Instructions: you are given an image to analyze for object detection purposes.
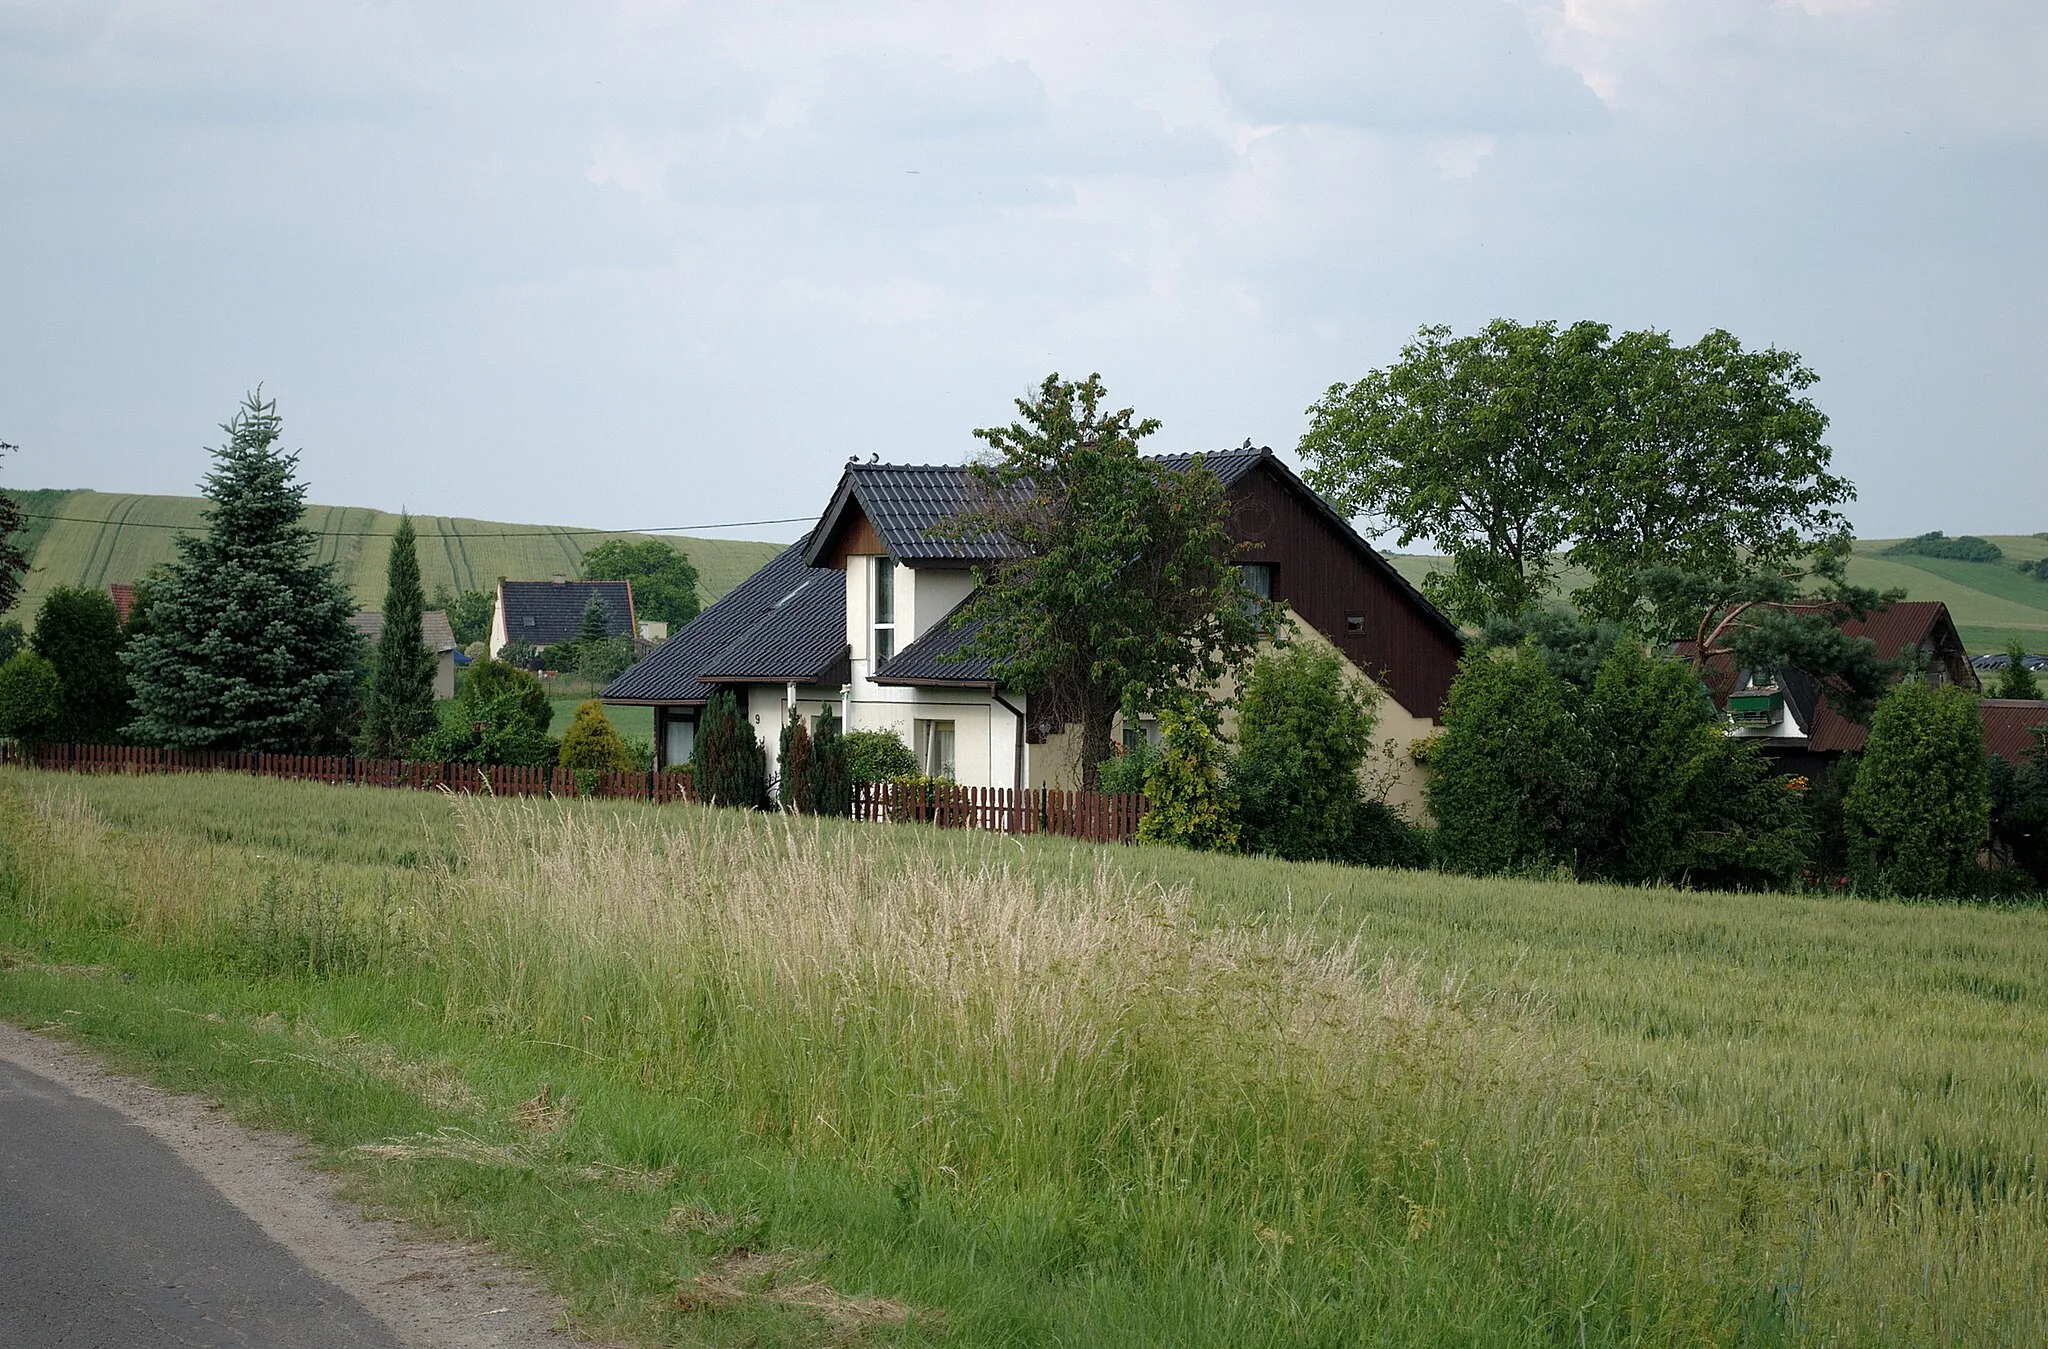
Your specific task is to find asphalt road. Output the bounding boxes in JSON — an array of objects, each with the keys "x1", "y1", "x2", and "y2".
[{"x1": 0, "y1": 1054, "x2": 406, "y2": 1348}]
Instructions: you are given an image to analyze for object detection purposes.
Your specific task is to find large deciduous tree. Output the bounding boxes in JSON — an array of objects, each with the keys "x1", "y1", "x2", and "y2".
[
  {"x1": 1299, "y1": 320, "x2": 1610, "y2": 626},
  {"x1": 122, "y1": 393, "x2": 364, "y2": 752},
  {"x1": 581, "y1": 538, "x2": 700, "y2": 630},
  {"x1": 947, "y1": 373, "x2": 1274, "y2": 789},
  {"x1": 1298, "y1": 321, "x2": 1855, "y2": 630},
  {"x1": 0, "y1": 442, "x2": 28, "y2": 616},
  {"x1": 359, "y1": 514, "x2": 439, "y2": 759}
]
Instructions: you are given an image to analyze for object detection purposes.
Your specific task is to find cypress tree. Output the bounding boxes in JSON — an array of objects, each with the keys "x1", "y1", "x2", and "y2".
[
  {"x1": 359, "y1": 515, "x2": 439, "y2": 758},
  {"x1": 809, "y1": 709, "x2": 852, "y2": 816},
  {"x1": 122, "y1": 392, "x2": 364, "y2": 751},
  {"x1": 779, "y1": 709, "x2": 814, "y2": 812},
  {"x1": 691, "y1": 690, "x2": 767, "y2": 809}
]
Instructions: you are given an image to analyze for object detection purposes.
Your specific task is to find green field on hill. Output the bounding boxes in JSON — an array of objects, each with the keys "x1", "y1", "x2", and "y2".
[
  {"x1": 8, "y1": 489, "x2": 785, "y2": 625},
  {"x1": 5, "y1": 769, "x2": 2046, "y2": 1346},
  {"x1": 1387, "y1": 533, "x2": 2048, "y2": 655}
]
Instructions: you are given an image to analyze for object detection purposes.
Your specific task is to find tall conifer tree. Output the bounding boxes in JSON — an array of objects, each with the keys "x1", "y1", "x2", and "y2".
[
  {"x1": 123, "y1": 392, "x2": 363, "y2": 751},
  {"x1": 359, "y1": 514, "x2": 439, "y2": 758}
]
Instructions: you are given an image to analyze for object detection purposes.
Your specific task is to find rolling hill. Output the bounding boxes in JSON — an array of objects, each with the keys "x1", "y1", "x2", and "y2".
[
  {"x1": 1385, "y1": 534, "x2": 2048, "y2": 656},
  {"x1": 9, "y1": 489, "x2": 787, "y2": 625}
]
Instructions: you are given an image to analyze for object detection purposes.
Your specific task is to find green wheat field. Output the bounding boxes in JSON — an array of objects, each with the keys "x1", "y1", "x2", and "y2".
[
  {"x1": 4, "y1": 768, "x2": 2044, "y2": 1346},
  {"x1": 8, "y1": 489, "x2": 784, "y2": 623}
]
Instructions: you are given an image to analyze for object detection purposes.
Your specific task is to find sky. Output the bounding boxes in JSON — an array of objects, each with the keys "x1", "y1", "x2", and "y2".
[{"x1": 3, "y1": 0, "x2": 2043, "y2": 545}]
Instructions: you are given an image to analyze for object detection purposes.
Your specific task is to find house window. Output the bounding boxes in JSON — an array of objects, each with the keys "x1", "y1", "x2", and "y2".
[
  {"x1": 1346, "y1": 614, "x2": 1365, "y2": 634},
  {"x1": 916, "y1": 719, "x2": 956, "y2": 779},
  {"x1": 873, "y1": 557, "x2": 897, "y2": 663},
  {"x1": 664, "y1": 716, "x2": 695, "y2": 768},
  {"x1": 1240, "y1": 564, "x2": 1273, "y2": 600}
]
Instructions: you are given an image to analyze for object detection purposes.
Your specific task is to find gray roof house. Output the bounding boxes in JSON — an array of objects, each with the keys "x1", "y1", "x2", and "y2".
[
  {"x1": 603, "y1": 449, "x2": 1463, "y2": 812},
  {"x1": 487, "y1": 578, "x2": 636, "y2": 658}
]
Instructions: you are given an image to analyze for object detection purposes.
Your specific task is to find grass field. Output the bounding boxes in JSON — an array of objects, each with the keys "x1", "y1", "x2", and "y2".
[
  {"x1": 4, "y1": 768, "x2": 2046, "y2": 1346},
  {"x1": 8, "y1": 489, "x2": 785, "y2": 626},
  {"x1": 1387, "y1": 533, "x2": 2048, "y2": 655}
]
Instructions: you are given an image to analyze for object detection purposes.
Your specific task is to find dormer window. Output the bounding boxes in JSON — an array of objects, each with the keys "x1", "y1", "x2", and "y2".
[{"x1": 873, "y1": 557, "x2": 897, "y2": 662}]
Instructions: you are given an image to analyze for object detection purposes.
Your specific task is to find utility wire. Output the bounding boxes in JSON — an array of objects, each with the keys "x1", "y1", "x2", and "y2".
[{"x1": 19, "y1": 511, "x2": 813, "y2": 538}]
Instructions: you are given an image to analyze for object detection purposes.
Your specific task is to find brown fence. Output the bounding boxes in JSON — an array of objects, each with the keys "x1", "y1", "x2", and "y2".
[
  {"x1": 854, "y1": 780, "x2": 1148, "y2": 844},
  {"x1": 3, "y1": 743, "x2": 1145, "y2": 842}
]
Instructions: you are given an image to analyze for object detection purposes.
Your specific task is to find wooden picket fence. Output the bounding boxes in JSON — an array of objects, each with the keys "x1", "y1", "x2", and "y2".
[
  {"x1": 853, "y1": 779, "x2": 1148, "y2": 844},
  {"x1": 3, "y1": 743, "x2": 1145, "y2": 842},
  {"x1": 5, "y1": 742, "x2": 691, "y2": 803}
]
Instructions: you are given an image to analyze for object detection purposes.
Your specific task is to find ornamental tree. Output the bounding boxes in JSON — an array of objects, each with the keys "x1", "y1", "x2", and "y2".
[
  {"x1": 1136, "y1": 700, "x2": 1239, "y2": 852},
  {"x1": 778, "y1": 710, "x2": 814, "y2": 812},
  {"x1": 1229, "y1": 643, "x2": 1380, "y2": 863},
  {"x1": 358, "y1": 515, "x2": 439, "y2": 759},
  {"x1": 1844, "y1": 681, "x2": 1991, "y2": 897},
  {"x1": 809, "y1": 710, "x2": 853, "y2": 816},
  {"x1": 31, "y1": 585, "x2": 130, "y2": 744},
  {"x1": 558, "y1": 699, "x2": 634, "y2": 771},
  {"x1": 0, "y1": 648, "x2": 62, "y2": 748},
  {"x1": 691, "y1": 690, "x2": 767, "y2": 809},
  {"x1": 946, "y1": 372, "x2": 1275, "y2": 788},
  {"x1": 122, "y1": 393, "x2": 364, "y2": 751}
]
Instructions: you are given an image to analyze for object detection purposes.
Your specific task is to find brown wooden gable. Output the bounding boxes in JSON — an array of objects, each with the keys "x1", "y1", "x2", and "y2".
[
  {"x1": 818, "y1": 500, "x2": 884, "y2": 570},
  {"x1": 1226, "y1": 462, "x2": 1463, "y2": 720}
]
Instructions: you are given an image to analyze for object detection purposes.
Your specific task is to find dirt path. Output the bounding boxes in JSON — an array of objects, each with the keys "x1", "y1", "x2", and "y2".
[{"x1": 0, "y1": 1022, "x2": 605, "y2": 1348}]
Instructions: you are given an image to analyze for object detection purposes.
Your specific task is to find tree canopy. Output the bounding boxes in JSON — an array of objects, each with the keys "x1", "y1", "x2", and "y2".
[
  {"x1": 582, "y1": 538, "x2": 700, "y2": 630},
  {"x1": 946, "y1": 372, "x2": 1275, "y2": 788},
  {"x1": 1299, "y1": 320, "x2": 1853, "y2": 628},
  {"x1": 122, "y1": 393, "x2": 365, "y2": 752},
  {"x1": 31, "y1": 586, "x2": 130, "y2": 744},
  {"x1": 0, "y1": 442, "x2": 28, "y2": 615}
]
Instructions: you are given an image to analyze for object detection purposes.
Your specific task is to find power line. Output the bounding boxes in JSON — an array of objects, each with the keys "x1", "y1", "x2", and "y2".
[{"x1": 20, "y1": 511, "x2": 813, "y2": 538}]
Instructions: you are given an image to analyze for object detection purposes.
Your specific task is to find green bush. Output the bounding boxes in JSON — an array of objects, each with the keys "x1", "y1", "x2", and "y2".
[
  {"x1": 1136, "y1": 700, "x2": 1239, "y2": 852},
  {"x1": 411, "y1": 658, "x2": 556, "y2": 767},
  {"x1": 809, "y1": 711, "x2": 853, "y2": 816},
  {"x1": 1230, "y1": 645, "x2": 1379, "y2": 862},
  {"x1": 1579, "y1": 643, "x2": 1727, "y2": 884},
  {"x1": 458, "y1": 658, "x2": 553, "y2": 735},
  {"x1": 1989, "y1": 730, "x2": 2048, "y2": 889},
  {"x1": 778, "y1": 711, "x2": 814, "y2": 812},
  {"x1": 1429, "y1": 644, "x2": 1593, "y2": 876},
  {"x1": 0, "y1": 648, "x2": 64, "y2": 748},
  {"x1": 31, "y1": 585, "x2": 131, "y2": 744},
  {"x1": 1668, "y1": 735, "x2": 1811, "y2": 892},
  {"x1": 576, "y1": 637, "x2": 637, "y2": 686},
  {"x1": 691, "y1": 691, "x2": 767, "y2": 809},
  {"x1": 1845, "y1": 681, "x2": 1991, "y2": 897},
  {"x1": 1343, "y1": 798, "x2": 1433, "y2": 869},
  {"x1": 558, "y1": 700, "x2": 634, "y2": 772},
  {"x1": 0, "y1": 619, "x2": 23, "y2": 665},
  {"x1": 1097, "y1": 736, "x2": 1161, "y2": 795},
  {"x1": 842, "y1": 727, "x2": 915, "y2": 784},
  {"x1": 1992, "y1": 641, "x2": 2042, "y2": 700}
]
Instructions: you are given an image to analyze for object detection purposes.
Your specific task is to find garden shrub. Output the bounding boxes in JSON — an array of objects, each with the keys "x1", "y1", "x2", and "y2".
[
  {"x1": 778, "y1": 711, "x2": 814, "y2": 812},
  {"x1": 1343, "y1": 798, "x2": 1432, "y2": 869},
  {"x1": 1988, "y1": 728, "x2": 2048, "y2": 888},
  {"x1": 1429, "y1": 643, "x2": 1593, "y2": 876},
  {"x1": 0, "y1": 648, "x2": 64, "y2": 749},
  {"x1": 1992, "y1": 641, "x2": 2042, "y2": 700},
  {"x1": 1230, "y1": 645, "x2": 1379, "y2": 862},
  {"x1": 692, "y1": 691, "x2": 768, "y2": 809},
  {"x1": 1097, "y1": 736, "x2": 1161, "y2": 795},
  {"x1": 558, "y1": 700, "x2": 634, "y2": 772},
  {"x1": 843, "y1": 728, "x2": 916, "y2": 784},
  {"x1": 1136, "y1": 700, "x2": 1239, "y2": 852},
  {"x1": 809, "y1": 711, "x2": 853, "y2": 816},
  {"x1": 413, "y1": 690, "x2": 557, "y2": 767},
  {"x1": 1803, "y1": 754, "x2": 1858, "y2": 883},
  {"x1": 459, "y1": 658, "x2": 553, "y2": 735},
  {"x1": 1667, "y1": 735, "x2": 1810, "y2": 892},
  {"x1": 1844, "y1": 681, "x2": 1991, "y2": 897},
  {"x1": 1580, "y1": 643, "x2": 1727, "y2": 884},
  {"x1": 31, "y1": 585, "x2": 131, "y2": 744}
]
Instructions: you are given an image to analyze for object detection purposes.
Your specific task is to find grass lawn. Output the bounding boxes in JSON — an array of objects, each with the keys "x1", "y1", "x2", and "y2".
[{"x1": 4, "y1": 770, "x2": 2046, "y2": 1346}]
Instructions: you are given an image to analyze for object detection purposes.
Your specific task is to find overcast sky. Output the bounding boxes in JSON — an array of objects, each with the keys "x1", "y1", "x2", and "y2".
[{"x1": 3, "y1": 0, "x2": 2042, "y2": 544}]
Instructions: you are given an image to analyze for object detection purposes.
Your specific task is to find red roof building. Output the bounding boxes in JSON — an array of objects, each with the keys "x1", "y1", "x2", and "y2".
[{"x1": 1982, "y1": 700, "x2": 2048, "y2": 767}]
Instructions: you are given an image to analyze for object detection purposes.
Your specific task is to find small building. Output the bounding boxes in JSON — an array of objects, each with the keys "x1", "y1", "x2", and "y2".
[
  {"x1": 106, "y1": 583, "x2": 137, "y2": 625},
  {"x1": 348, "y1": 609, "x2": 460, "y2": 700},
  {"x1": 606, "y1": 447, "x2": 1464, "y2": 814},
  {"x1": 487, "y1": 578, "x2": 636, "y2": 658},
  {"x1": 1694, "y1": 600, "x2": 1981, "y2": 779}
]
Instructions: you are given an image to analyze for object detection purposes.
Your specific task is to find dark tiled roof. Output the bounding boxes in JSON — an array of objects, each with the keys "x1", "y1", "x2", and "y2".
[
  {"x1": 1983, "y1": 700, "x2": 2048, "y2": 765},
  {"x1": 603, "y1": 540, "x2": 846, "y2": 704},
  {"x1": 803, "y1": 464, "x2": 1020, "y2": 567},
  {"x1": 1144, "y1": 446, "x2": 1268, "y2": 484},
  {"x1": 872, "y1": 599, "x2": 996, "y2": 686},
  {"x1": 700, "y1": 570, "x2": 848, "y2": 683},
  {"x1": 499, "y1": 580, "x2": 635, "y2": 647},
  {"x1": 349, "y1": 609, "x2": 458, "y2": 652}
]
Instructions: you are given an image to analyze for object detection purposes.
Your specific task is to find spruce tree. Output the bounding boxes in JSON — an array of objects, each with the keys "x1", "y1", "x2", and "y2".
[
  {"x1": 778, "y1": 709, "x2": 814, "y2": 812},
  {"x1": 358, "y1": 515, "x2": 439, "y2": 758},
  {"x1": 809, "y1": 710, "x2": 853, "y2": 816},
  {"x1": 122, "y1": 392, "x2": 364, "y2": 752}
]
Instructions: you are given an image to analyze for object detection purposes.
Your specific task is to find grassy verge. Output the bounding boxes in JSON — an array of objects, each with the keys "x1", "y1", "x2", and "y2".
[{"x1": 4, "y1": 769, "x2": 2047, "y2": 1345}]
